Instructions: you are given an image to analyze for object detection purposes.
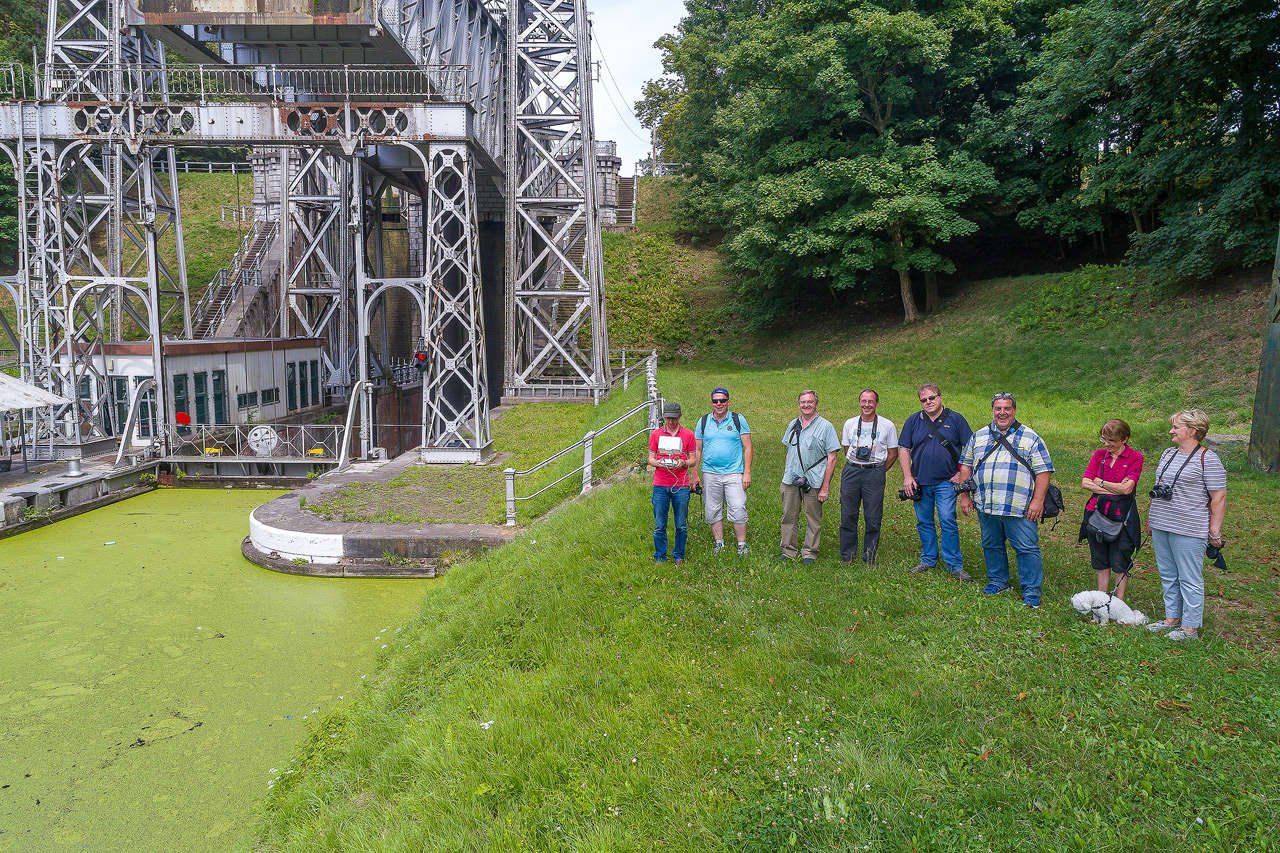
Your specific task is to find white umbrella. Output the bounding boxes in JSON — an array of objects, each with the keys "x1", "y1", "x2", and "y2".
[{"x1": 0, "y1": 371, "x2": 72, "y2": 412}]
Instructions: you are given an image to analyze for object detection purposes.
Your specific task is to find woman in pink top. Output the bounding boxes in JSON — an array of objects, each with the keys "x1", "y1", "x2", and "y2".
[{"x1": 1077, "y1": 419, "x2": 1144, "y2": 600}]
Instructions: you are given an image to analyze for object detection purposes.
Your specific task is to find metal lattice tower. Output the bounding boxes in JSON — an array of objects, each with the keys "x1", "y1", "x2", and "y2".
[
  {"x1": 0, "y1": 0, "x2": 613, "y2": 464},
  {"x1": 504, "y1": 0, "x2": 609, "y2": 399}
]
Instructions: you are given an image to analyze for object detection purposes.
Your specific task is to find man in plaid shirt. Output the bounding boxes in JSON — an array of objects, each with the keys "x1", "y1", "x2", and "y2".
[{"x1": 956, "y1": 393, "x2": 1054, "y2": 608}]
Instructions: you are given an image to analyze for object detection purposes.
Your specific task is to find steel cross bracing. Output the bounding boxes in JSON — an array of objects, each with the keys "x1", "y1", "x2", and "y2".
[
  {"x1": 0, "y1": 0, "x2": 190, "y2": 458},
  {"x1": 504, "y1": 0, "x2": 609, "y2": 399},
  {"x1": 2, "y1": 0, "x2": 611, "y2": 462}
]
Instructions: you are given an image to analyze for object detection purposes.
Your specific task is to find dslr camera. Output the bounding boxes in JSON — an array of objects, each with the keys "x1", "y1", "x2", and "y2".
[
  {"x1": 854, "y1": 446, "x2": 872, "y2": 462},
  {"x1": 1149, "y1": 483, "x2": 1174, "y2": 501},
  {"x1": 954, "y1": 478, "x2": 978, "y2": 494},
  {"x1": 791, "y1": 475, "x2": 813, "y2": 493},
  {"x1": 898, "y1": 487, "x2": 923, "y2": 502}
]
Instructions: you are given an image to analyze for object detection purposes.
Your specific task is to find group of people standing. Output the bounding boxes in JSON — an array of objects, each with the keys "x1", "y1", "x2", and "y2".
[{"x1": 648, "y1": 385, "x2": 1228, "y2": 638}]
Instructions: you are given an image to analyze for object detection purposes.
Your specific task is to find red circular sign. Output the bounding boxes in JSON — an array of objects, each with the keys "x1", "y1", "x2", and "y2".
[{"x1": 175, "y1": 411, "x2": 191, "y2": 425}]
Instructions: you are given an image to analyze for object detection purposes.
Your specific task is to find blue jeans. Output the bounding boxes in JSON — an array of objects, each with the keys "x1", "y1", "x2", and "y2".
[
  {"x1": 1150, "y1": 529, "x2": 1206, "y2": 629},
  {"x1": 914, "y1": 483, "x2": 963, "y2": 571},
  {"x1": 653, "y1": 485, "x2": 690, "y2": 561},
  {"x1": 977, "y1": 512, "x2": 1043, "y2": 599}
]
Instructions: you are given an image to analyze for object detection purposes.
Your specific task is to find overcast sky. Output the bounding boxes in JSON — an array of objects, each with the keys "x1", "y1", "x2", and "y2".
[{"x1": 588, "y1": 0, "x2": 687, "y2": 174}]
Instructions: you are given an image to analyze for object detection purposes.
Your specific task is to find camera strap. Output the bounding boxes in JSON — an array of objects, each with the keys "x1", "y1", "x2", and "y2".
[
  {"x1": 982, "y1": 425, "x2": 1037, "y2": 477},
  {"x1": 922, "y1": 410, "x2": 960, "y2": 467},
  {"x1": 788, "y1": 418, "x2": 823, "y2": 481},
  {"x1": 1154, "y1": 445, "x2": 1201, "y2": 494},
  {"x1": 856, "y1": 416, "x2": 879, "y2": 447}
]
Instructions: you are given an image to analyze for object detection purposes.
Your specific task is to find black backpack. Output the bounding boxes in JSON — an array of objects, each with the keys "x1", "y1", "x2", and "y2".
[{"x1": 698, "y1": 412, "x2": 743, "y2": 435}]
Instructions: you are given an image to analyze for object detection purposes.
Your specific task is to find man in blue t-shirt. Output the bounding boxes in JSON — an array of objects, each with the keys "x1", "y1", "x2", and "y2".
[
  {"x1": 897, "y1": 383, "x2": 974, "y2": 581},
  {"x1": 692, "y1": 387, "x2": 753, "y2": 556}
]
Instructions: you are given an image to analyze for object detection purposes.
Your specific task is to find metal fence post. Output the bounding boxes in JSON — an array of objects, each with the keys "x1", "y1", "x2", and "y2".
[
  {"x1": 646, "y1": 351, "x2": 659, "y2": 428},
  {"x1": 504, "y1": 468, "x2": 517, "y2": 525},
  {"x1": 582, "y1": 431, "x2": 595, "y2": 493}
]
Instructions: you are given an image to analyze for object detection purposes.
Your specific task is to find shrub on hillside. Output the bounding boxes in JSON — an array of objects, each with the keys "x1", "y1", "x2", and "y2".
[
  {"x1": 603, "y1": 232, "x2": 691, "y2": 351},
  {"x1": 1011, "y1": 265, "x2": 1156, "y2": 331}
]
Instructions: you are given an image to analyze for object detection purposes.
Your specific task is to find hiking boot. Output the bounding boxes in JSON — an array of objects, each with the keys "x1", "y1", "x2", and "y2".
[
  {"x1": 908, "y1": 562, "x2": 932, "y2": 574},
  {"x1": 950, "y1": 568, "x2": 974, "y2": 583},
  {"x1": 802, "y1": 557, "x2": 816, "y2": 566}
]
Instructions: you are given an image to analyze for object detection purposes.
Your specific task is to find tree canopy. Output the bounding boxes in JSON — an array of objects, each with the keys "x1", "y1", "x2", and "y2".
[{"x1": 639, "y1": 0, "x2": 1280, "y2": 323}]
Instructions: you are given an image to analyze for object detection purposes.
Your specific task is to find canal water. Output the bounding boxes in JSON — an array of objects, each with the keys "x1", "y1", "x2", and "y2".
[{"x1": 0, "y1": 489, "x2": 431, "y2": 852}]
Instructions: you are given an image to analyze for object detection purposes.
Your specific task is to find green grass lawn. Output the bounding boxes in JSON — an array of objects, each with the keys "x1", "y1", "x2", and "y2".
[
  {"x1": 254, "y1": 260, "x2": 1280, "y2": 850},
  {"x1": 304, "y1": 383, "x2": 654, "y2": 526}
]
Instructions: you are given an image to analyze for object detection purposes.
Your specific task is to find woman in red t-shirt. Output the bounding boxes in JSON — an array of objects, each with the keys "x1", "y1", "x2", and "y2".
[{"x1": 1078, "y1": 419, "x2": 1144, "y2": 600}]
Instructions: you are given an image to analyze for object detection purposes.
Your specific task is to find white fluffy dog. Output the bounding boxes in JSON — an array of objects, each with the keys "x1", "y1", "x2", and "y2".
[{"x1": 1071, "y1": 590, "x2": 1148, "y2": 626}]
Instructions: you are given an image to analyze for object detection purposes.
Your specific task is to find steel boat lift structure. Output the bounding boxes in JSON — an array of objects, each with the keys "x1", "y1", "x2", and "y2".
[{"x1": 0, "y1": 0, "x2": 610, "y2": 464}]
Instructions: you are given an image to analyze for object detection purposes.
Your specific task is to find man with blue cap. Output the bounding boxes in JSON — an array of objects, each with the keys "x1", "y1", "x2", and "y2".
[{"x1": 692, "y1": 387, "x2": 753, "y2": 555}]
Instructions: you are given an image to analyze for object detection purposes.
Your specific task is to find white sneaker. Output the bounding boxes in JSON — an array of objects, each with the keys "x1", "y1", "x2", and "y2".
[
  {"x1": 737, "y1": 543, "x2": 749, "y2": 556},
  {"x1": 713, "y1": 541, "x2": 725, "y2": 555},
  {"x1": 1166, "y1": 627, "x2": 1199, "y2": 641},
  {"x1": 1147, "y1": 621, "x2": 1178, "y2": 633}
]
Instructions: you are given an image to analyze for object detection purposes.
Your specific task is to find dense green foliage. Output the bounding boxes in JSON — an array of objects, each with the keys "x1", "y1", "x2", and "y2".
[{"x1": 640, "y1": 0, "x2": 1280, "y2": 324}]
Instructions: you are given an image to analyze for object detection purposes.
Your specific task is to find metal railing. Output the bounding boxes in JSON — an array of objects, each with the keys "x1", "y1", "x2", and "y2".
[
  {"x1": 33, "y1": 63, "x2": 471, "y2": 104},
  {"x1": 164, "y1": 423, "x2": 344, "y2": 461},
  {"x1": 0, "y1": 63, "x2": 32, "y2": 100},
  {"x1": 504, "y1": 354, "x2": 659, "y2": 525},
  {"x1": 193, "y1": 220, "x2": 278, "y2": 336},
  {"x1": 221, "y1": 204, "x2": 253, "y2": 221},
  {"x1": 608, "y1": 349, "x2": 657, "y2": 392}
]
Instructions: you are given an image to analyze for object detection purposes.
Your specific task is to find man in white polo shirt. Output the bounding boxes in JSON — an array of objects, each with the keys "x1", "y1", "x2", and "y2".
[
  {"x1": 692, "y1": 387, "x2": 753, "y2": 555},
  {"x1": 839, "y1": 389, "x2": 898, "y2": 565}
]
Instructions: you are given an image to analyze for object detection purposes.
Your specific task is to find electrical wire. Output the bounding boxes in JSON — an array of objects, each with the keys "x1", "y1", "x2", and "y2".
[{"x1": 592, "y1": 35, "x2": 650, "y2": 143}]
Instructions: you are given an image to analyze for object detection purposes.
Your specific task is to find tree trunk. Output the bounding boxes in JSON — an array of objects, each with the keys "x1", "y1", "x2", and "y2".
[
  {"x1": 893, "y1": 230, "x2": 921, "y2": 323},
  {"x1": 924, "y1": 270, "x2": 940, "y2": 314}
]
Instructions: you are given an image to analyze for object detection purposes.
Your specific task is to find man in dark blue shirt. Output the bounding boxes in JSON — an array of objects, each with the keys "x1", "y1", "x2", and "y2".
[{"x1": 897, "y1": 383, "x2": 974, "y2": 581}]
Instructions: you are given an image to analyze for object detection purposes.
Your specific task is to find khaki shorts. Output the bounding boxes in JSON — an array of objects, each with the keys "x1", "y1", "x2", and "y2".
[{"x1": 702, "y1": 471, "x2": 747, "y2": 525}]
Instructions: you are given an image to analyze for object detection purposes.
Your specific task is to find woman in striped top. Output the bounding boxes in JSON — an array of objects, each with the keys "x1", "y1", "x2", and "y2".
[{"x1": 1145, "y1": 409, "x2": 1227, "y2": 641}]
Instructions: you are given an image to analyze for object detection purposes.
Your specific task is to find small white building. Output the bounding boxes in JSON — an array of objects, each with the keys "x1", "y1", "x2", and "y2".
[{"x1": 66, "y1": 338, "x2": 327, "y2": 435}]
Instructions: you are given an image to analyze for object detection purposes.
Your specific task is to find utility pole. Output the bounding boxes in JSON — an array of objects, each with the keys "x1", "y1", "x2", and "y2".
[{"x1": 1248, "y1": 227, "x2": 1280, "y2": 472}]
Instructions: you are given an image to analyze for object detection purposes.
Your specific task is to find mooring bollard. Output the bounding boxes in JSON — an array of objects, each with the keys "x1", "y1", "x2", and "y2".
[
  {"x1": 504, "y1": 467, "x2": 517, "y2": 525},
  {"x1": 582, "y1": 431, "x2": 595, "y2": 493}
]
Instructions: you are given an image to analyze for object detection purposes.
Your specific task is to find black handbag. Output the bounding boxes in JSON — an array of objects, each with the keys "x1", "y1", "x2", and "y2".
[{"x1": 1085, "y1": 497, "x2": 1130, "y2": 543}]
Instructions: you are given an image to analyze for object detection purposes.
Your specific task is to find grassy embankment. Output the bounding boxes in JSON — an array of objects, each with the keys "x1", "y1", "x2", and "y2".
[{"x1": 254, "y1": 179, "x2": 1280, "y2": 851}]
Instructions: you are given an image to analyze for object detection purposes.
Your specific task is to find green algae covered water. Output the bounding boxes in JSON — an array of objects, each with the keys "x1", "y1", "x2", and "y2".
[{"x1": 0, "y1": 489, "x2": 431, "y2": 853}]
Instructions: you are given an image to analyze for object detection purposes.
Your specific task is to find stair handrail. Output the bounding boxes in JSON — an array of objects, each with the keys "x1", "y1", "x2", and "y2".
[
  {"x1": 503, "y1": 353, "x2": 658, "y2": 525},
  {"x1": 193, "y1": 220, "x2": 280, "y2": 336}
]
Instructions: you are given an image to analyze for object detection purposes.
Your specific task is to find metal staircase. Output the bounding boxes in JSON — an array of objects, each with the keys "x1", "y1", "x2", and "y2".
[
  {"x1": 192, "y1": 221, "x2": 279, "y2": 339},
  {"x1": 616, "y1": 176, "x2": 636, "y2": 226}
]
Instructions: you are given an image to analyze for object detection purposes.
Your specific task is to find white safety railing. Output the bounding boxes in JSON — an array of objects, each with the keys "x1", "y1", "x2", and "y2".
[
  {"x1": 504, "y1": 354, "x2": 660, "y2": 525},
  {"x1": 36, "y1": 63, "x2": 471, "y2": 104},
  {"x1": 164, "y1": 423, "x2": 344, "y2": 460},
  {"x1": 607, "y1": 349, "x2": 656, "y2": 392},
  {"x1": 220, "y1": 204, "x2": 253, "y2": 221}
]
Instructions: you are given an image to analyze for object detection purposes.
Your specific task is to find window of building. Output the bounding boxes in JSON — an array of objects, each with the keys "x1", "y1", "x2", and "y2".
[
  {"x1": 298, "y1": 362, "x2": 309, "y2": 409},
  {"x1": 310, "y1": 360, "x2": 322, "y2": 409},
  {"x1": 111, "y1": 376, "x2": 129, "y2": 435},
  {"x1": 212, "y1": 370, "x2": 228, "y2": 424},
  {"x1": 194, "y1": 372, "x2": 208, "y2": 424},
  {"x1": 261, "y1": 388, "x2": 280, "y2": 405},
  {"x1": 286, "y1": 362, "x2": 298, "y2": 411},
  {"x1": 236, "y1": 390, "x2": 259, "y2": 410},
  {"x1": 172, "y1": 374, "x2": 190, "y2": 434}
]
